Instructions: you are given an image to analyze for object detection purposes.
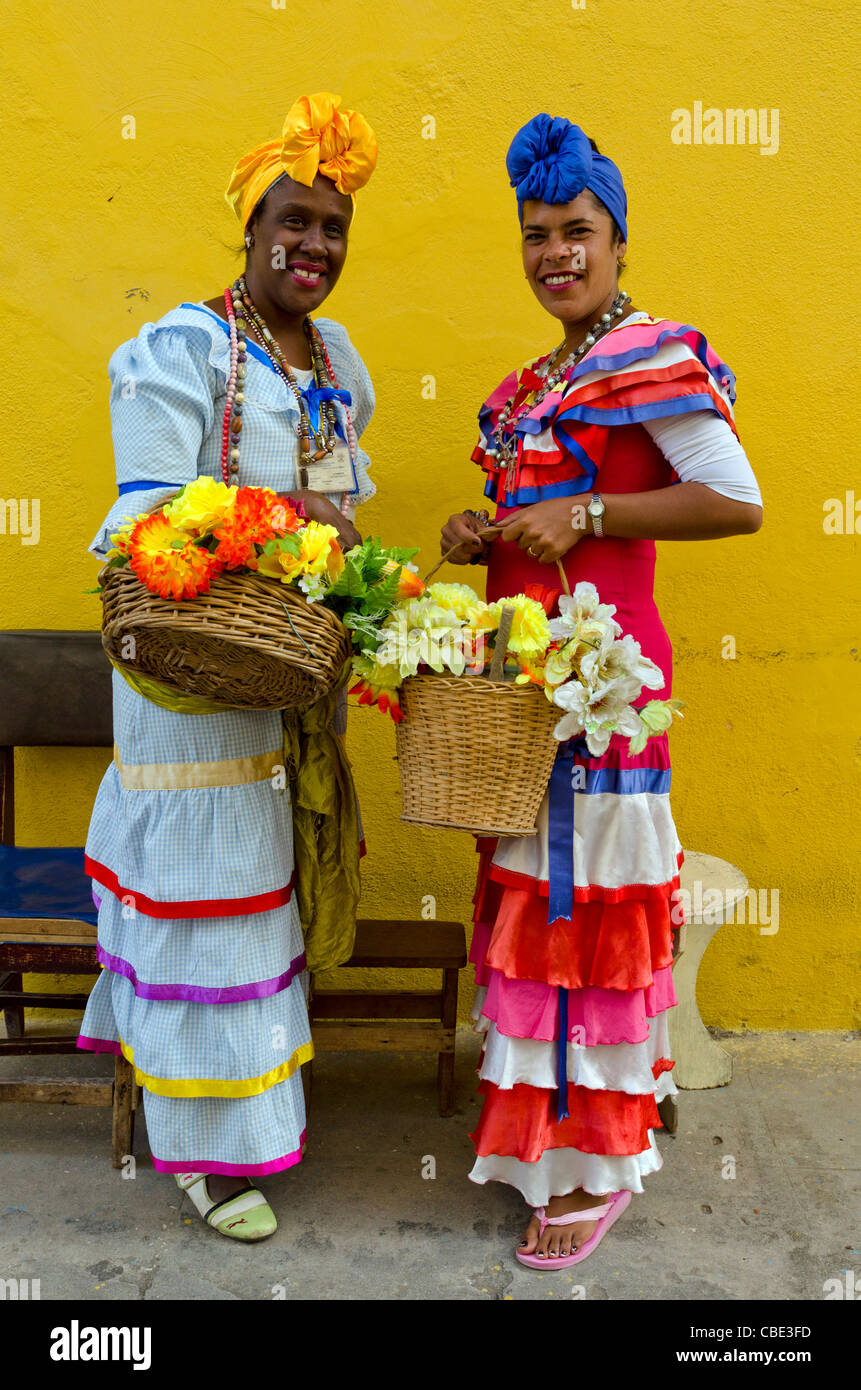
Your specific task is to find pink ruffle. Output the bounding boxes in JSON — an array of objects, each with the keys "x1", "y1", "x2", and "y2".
[{"x1": 478, "y1": 963, "x2": 677, "y2": 1046}]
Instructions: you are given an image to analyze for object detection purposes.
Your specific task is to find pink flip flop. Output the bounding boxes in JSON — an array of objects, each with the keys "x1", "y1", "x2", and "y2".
[{"x1": 515, "y1": 1188, "x2": 632, "y2": 1270}]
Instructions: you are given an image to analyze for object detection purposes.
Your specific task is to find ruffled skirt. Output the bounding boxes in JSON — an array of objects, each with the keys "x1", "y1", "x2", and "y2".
[
  {"x1": 468, "y1": 731, "x2": 682, "y2": 1206},
  {"x1": 77, "y1": 672, "x2": 311, "y2": 1174}
]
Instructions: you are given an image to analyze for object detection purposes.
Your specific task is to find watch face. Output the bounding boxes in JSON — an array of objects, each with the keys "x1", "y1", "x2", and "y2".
[{"x1": 588, "y1": 497, "x2": 603, "y2": 514}]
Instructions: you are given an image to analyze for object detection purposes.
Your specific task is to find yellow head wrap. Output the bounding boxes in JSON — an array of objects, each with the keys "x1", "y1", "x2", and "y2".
[{"x1": 225, "y1": 92, "x2": 377, "y2": 229}]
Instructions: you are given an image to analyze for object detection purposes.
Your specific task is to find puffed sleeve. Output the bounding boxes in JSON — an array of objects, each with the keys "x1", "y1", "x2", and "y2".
[
  {"x1": 89, "y1": 322, "x2": 217, "y2": 556},
  {"x1": 315, "y1": 318, "x2": 377, "y2": 511}
]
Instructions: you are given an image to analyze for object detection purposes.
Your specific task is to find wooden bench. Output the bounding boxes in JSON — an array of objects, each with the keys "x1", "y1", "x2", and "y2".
[
  {"x1": 308, "y1": 919, "x2": 467, "y2": 1115},
  {"x1": 0, "y1": 630, "x2": 138, "y2": 1168}
]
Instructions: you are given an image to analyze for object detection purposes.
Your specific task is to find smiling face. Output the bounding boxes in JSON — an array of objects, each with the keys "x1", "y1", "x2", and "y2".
[
  {"x1": 520, "y1": 190, "x2": 627, "y2": 329},
  {"x1": 244, "y1": 172, "x2": 353, "y2": 317}
]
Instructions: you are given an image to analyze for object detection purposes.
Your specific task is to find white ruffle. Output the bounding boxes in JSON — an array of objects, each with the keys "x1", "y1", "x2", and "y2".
[
  {"x1": 491, "y1": 789, "x2": 683, "y2": 892},
  {"x1": 477, "y1": 1014, "x2": 674, "y2": 1095},
  {"x1": 469, "y1": 1130, "x2": 664, "y2": 1203}
]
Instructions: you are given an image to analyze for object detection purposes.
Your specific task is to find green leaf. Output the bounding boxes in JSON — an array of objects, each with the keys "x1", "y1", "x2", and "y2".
[
  {"x1": 327, "y1": 557, "x2": 367, "y2": 599},
  {"x1": 263, "y1": 534, "x2": 301, "y2": 557},
  {"x1": 343, "y1": 611, "x2": 385, "y2": 653},
  {"x1": 362, "y1": 567, "x2": 401, "y2": 615}
]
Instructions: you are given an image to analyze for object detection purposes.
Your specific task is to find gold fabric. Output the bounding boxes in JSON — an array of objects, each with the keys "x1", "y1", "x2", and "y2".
[
  {"x1": 282, "y1": 661, "x2": 361, "y2": 974},
  {"x1": 114, "y1": 744, "x2": 283, "y2": 791}
]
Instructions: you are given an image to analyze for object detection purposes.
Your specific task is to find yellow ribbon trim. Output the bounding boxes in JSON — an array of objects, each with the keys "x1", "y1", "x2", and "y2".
[
  {"x1": 119, "y1": 1036, "x2": 314, "y2": 1098},
  {"x1": 114, "y1": 744, "x2": 284, "y2": 791}
]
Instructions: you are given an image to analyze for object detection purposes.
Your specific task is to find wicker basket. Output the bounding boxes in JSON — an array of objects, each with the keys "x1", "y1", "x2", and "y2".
[
  {"x1": 100, "y1": 565, "x2": 351, "y2": 711},
  {"x1": 395, "y1": 673, "x2": 561, "y2": 835}
]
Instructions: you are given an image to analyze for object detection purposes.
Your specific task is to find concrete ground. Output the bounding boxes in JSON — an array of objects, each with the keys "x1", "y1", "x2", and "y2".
[{"x1": 1, "y1": 1028, "x2": 859, "y2": 1301}]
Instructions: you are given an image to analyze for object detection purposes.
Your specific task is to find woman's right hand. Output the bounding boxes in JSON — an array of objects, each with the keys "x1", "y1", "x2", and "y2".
[{"x1": 440, "y1": 511, "x2": 491, "y2": 565}]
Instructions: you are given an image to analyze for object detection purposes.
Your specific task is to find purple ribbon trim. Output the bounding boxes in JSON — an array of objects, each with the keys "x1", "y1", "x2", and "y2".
[{"x1": 96, "y1": 944, "x2": 307, "y2": 1004}]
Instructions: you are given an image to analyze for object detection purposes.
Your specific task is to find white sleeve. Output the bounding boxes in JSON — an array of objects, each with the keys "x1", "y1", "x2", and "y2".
[{"x1": 642, "y1": 411, "x2": 763, "y2": 505}]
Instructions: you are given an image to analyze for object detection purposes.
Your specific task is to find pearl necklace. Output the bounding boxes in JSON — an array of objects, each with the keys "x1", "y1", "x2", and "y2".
[{"x1": 488, "y1": 290, "x2": 631, "y2": 490}]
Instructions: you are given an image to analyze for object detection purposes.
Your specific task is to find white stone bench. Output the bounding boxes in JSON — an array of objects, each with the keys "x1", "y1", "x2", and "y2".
[{"x1": 657, "y1": 850, "x2": 749, "y2": 1133}]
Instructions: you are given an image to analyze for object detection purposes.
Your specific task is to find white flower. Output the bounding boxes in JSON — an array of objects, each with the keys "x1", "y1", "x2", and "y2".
[
  {"x1": 298, "y1": 572, "x2": 328, "y2": 603},
  {"x1": 376, "y1": 601, "x2": 468, "y2": 680},
  {"x1": 548, "y1": 584, "x2": 620, "y2": 641}
]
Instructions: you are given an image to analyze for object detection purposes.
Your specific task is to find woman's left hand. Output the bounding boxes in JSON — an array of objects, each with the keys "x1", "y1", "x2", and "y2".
[
  {"x1": 496, "y1": 497, "x2": 588, "y2": 563},
  {"x1": 284, "y1": 490, "x2": 362, "y2": 552}
]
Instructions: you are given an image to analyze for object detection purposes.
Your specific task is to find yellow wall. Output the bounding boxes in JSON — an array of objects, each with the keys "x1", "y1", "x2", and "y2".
[{"x1": 3, "y1": 0, "x2": 858, "y2": 1028}]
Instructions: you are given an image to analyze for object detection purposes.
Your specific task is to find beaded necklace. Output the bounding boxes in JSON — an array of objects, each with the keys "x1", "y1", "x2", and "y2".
[
  {"x1": 488, "y1": 290, "x2": 631, "y2": 492},
  {"x1": 218, "y1": 277, "x2": 356, "y2": 515}
]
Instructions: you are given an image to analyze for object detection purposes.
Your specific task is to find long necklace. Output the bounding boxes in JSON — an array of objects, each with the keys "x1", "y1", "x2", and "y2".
[
  {"x1": 218, "y1": 279, "x2": 356, "y2": 515},
  {"x1": 489, "y1": 290, "x2": 631, "y2": 491}
]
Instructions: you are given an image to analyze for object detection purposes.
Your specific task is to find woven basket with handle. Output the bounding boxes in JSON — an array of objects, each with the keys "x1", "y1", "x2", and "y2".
[
  {"x1": 394, "y1": 537, "x2": 572, "y2": 836},
  {"x1": 100, "y1": 564, "x2": 351, "y2": 711},
  {"x1": 395, "y1": 673, "x2": 560, "y2": 835}
]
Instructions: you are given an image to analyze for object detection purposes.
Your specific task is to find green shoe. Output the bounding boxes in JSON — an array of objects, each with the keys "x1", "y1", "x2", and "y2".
[{"x1": 175, "y1": 1172, "x2": 277, "y2": 1241}]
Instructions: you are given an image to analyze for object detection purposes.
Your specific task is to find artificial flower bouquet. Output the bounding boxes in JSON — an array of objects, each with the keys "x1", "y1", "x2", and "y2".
[
  {"x1": 350, "y1": 576, "x2": 683, "y2": 758},
  {"x1": 100, "y1": 476, "x2": 420, "y2": 711}
]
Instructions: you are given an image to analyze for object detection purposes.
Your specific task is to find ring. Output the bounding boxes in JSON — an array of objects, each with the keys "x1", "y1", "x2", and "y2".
[{"x1": 528, "y1": 545, "x2": 538, "y2": 557}]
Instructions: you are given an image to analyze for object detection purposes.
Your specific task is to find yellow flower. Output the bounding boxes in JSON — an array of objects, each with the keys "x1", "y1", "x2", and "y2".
[
  {"x1": 488, "y1": 594, "x2": 552, "y2": 656},
  {"x1": 256, "y1": 521, "x2": 341, "y2": 584},
  {"x1": 164, "y1": 477, "x2": 238, "y2": 535},
  {"x1": 427, "y1": 582, "x2": 482, "y2": 621}
]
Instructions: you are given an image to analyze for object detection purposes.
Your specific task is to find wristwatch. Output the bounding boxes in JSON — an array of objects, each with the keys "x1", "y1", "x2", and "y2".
[{"x1": 586, "y1": 493, "x2": 606, "y2": 538}]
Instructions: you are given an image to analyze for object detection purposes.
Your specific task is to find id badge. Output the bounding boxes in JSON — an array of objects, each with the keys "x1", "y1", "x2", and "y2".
[{"x1": 299, "y1": 441, "x2": 356, "y2": 493}]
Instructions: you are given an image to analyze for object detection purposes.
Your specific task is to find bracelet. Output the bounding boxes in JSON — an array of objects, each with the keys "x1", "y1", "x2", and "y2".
[{"x1": 465, "y1": 509, "x2": 491, "y2": 563}]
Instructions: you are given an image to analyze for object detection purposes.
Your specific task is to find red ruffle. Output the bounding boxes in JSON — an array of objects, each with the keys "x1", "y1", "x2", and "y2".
[
  {"x1": 474, "y1": 867, "x2": 673, "y2": 991},
  {"x1": 471, "y1": 1079, "x2": 662, "y2": 1160}
]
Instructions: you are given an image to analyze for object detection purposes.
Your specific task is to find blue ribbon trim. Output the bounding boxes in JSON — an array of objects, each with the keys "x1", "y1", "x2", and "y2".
[
  {"x1": 117, "y1": 480, "x2": 177, "y2": 496},
  {"x1": 547, "y1": 736, "x2": 589, "y2": 924},
  {"x1": 557, "y1": 984, "x2": 570, "y2": 1122},
  {"x1": 549, "y1": 735, "x2": 590, "y2": 1125},
  {"x1": 301, "y1": 384, "x2": 352, "y2": 434}
]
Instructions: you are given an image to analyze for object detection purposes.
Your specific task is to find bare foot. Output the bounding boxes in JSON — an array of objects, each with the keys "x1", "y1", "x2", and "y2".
[{"x1": 519, "y1": 1189, "x2": 612, "y2": 1259}]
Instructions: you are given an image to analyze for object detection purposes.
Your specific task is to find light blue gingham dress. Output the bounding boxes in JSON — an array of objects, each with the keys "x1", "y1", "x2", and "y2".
[{"x1": 78, "y1": 303, "x2": 375, "y2": 1175}]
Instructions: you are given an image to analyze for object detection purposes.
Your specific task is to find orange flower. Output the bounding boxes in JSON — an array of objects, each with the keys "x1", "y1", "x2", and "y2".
[
  {"x1": 212, "y1": 488, "x2": 300, "y2": 570},
  {"x1": 128, "y1": 512, "x2": 223, "y2": 600},
  {"x1": 381, "y1": 558, "x2": 425, "y2": 599}
]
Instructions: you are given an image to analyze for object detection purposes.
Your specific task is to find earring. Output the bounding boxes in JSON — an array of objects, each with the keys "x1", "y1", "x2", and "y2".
[{"x1": 244, "y1": 232, "x2": 255, "y2": 249}]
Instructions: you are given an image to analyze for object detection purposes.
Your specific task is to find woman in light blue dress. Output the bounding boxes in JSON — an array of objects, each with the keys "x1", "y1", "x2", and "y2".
[{"x1": 78, "y1": 93, "x2": 378, "y2": 1240}]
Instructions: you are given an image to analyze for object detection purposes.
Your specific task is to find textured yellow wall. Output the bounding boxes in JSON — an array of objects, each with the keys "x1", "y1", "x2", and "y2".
[{"x1": 3, "y1": 0, "x2": 858, "y2": 1027}]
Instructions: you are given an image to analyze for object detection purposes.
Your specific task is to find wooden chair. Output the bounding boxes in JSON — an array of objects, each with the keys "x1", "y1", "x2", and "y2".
[
  {"x1": 308, "y1": 919, "x2": 467, "y2": 1115},
  {"x1": 0, "y1": 631, "x2": 138, "y2": 1167}
]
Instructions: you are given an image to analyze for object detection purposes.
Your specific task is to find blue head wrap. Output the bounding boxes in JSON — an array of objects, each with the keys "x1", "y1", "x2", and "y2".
[{"x1": 506, "y1": 114, "x2": 627, "y2": 242}]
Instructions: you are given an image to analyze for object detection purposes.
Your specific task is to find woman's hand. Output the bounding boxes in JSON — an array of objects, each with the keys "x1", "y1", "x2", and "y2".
[
  {"x1": 285, "y1": 489, "x2": 362, "y2": 552},
  {"x1": 497, "y1": 497, "x2": 587, "y2": 563},
  {"x1": 440, "y1": 511, "x2": 492, "y2": 565}
]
